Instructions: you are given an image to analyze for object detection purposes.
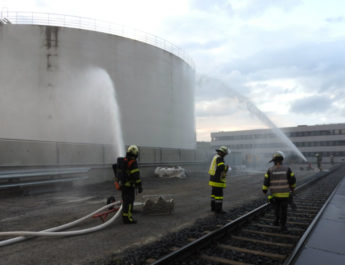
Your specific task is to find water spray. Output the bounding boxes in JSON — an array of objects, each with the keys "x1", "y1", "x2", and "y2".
[
  {"x1": 244, "y1": 100, "x2": 307, "y2": 162},
  {"x1": 197, "y1": 76, "x2": 307, "y2": 162}
]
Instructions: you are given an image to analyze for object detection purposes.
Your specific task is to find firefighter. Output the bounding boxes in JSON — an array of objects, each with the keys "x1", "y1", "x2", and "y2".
[
  {"x1": 316, "y1": 153, "x2": 322, "y2": 171},
  {"x1": 122, "y1": 145, "x2": 143, "y2": 224},
  {"x1": 209, "y1": 146, "x2": 230, "y2": 214},
  {"x1": 262, "y1": 151, "x2": 296, "y2": 231}
]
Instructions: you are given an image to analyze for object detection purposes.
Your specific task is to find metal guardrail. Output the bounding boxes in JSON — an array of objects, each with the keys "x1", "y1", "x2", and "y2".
[
  {"x1": 0, "y1": 176, "x2": 89, "y2": 189},
  {"x1": 0, "y1": 167, "x2": 90, "y2": 179},
  {"x1": 0, "y1": 11, "x2": 194, "y2": 68},
  {"x1": 0, "y1": 167, "x2": 90, "y2": 189}
]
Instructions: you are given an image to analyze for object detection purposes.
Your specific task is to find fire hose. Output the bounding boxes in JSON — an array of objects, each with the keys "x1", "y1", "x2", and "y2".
[{"x1": 0, "y1": 201, "x2": 122, "y2": 247}]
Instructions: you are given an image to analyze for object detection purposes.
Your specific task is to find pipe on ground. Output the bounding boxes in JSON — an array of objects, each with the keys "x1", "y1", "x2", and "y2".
[{"x1": 0, "y1": 201, "x2": 122, "y2": 247}]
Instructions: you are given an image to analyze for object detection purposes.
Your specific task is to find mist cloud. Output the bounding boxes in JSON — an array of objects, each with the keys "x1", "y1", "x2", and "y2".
[{"x1": 290, "y1": 96, "x2": 333, "y2": 114}]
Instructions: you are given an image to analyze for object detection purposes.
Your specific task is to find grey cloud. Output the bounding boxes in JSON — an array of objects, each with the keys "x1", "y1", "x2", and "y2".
[
  {"x1": 181, "y1": 39, "x2": 227, "y2": 51},
  {"x1": 290, "y1": 96, "x2": 333, "y2": 114},
  {"x1": 218, "y1": 37, "x2": 345, "y2": 96},
  {"x1": 36, "y1": 1, "x2": 47, "y2": 7},
  {"x1": 161, "y1": 14, "x2": 229, "y2": 42},
  {"x1": 195, "y1": 74, "x2": 245, "y2": 101},
  {"x1": 224, "y1": 38, "x2": 345, "y2": 76},
  {"x1": 195, "y1": 97, "x2": 250, "y2": 118},
  {"x1": 236, "y1": 0, "x2": 301, "y2": 18},
  {"x1": 189, "y1": 0, "x2": 301, "y2": 20},
  {"x1": 326, "y1": 16, "x2": 345, "y2": 23},
  {"x1": 196, "y1": 103, "x2": 240, "y2": 117},
  {"x1": 160, "y1": 1, "x2": 345, "y2": 120},
  {"x1": 192, "y1": 36, "x2": 345, "y2": 118},
  {"x1": 195, "y1": 75, "x2": 230, "y2": 101},
  {"x1": 190, "y1": 0, "x2": 233, "y2": 15}
]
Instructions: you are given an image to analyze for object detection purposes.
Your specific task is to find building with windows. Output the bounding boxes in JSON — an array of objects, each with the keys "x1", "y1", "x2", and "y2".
[{"x1": 211, "y1": 123, "x2": 345, "y2": 169}]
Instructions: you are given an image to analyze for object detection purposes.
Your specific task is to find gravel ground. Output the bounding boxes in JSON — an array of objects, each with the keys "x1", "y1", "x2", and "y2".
[{"x1": 0, "y1": 166, "x2": 317, "y2": 265}]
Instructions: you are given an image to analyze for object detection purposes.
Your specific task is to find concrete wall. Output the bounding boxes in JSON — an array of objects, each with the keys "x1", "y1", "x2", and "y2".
[
  {"x1": 0, "y1": 138, "x2": 209, "y2": 183},
  {"x1": 0, "y1": 24, "x2": 196, "y2": 158},
  {"x1": 0, "y1": 138, "x2": 109, "y2": 166},
  {"x1": 0, "y1": 139, "x2": 58, "y2": 166}
]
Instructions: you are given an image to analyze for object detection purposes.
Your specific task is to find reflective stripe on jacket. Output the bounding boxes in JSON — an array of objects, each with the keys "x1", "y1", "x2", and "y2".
[
  {"x1": 209, "y1": 154, "x2": 227, "y2": 188},
  {"x1": 262, "y1": 165, "x2": 296, "y2": 198},
  {"x1": 124, "y1": 158, "x2": 141, "y2": 187}
]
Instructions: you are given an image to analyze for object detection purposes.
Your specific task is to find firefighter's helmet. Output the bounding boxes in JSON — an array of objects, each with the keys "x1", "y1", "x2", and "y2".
[
  {"x1": 127, "y1": 145, "x2": 139, "y2": 156},
  {"x1": 216, "y1": 146, "x2": 229, "y2": 155},
  {"x1": 269, "y1": 151, "x2": 285, "y2": 162}
]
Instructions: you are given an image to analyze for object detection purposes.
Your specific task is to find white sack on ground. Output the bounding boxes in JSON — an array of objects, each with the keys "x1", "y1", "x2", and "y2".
[{"x1": 154, "y1": 166, "x2": 187, "y2": 179}]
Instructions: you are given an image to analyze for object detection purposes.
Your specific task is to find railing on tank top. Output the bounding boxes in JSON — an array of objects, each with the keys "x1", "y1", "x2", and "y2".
[{"x1": 0, "y1": 10, "x2": 194, "y2": 68}]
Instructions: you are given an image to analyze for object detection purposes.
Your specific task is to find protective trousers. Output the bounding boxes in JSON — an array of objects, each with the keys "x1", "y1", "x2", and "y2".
[
  {"x1": 274, "y1": 197, "x2": 289, "y2": 226},
  {"x1": 121, "y1": 186, "x2": 135, "y2": 223},
  {"x1": 211, "y1": 187, "x2": 223, "y2": 212}
]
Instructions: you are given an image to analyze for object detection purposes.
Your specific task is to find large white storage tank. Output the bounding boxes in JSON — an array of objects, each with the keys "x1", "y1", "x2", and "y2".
[{"x1": 0, "y1": 15, "x2": 195, "y2": 162}]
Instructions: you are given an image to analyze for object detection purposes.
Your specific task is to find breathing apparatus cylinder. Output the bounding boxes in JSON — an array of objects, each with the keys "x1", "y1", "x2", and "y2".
[{"x1": 112, "y1": 157, "x2": 126, "y2": 190}]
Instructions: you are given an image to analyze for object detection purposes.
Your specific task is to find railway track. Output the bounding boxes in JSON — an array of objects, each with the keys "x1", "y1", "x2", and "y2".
[
  {"x1": 143, "y1": 165, "x2": 344, "y2": 265},
  {"x1": 106, "y1": 165, "x2": 344, "y2": 265}
]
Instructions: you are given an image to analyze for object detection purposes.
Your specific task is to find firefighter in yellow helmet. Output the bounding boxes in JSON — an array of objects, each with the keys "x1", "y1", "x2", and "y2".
[
  {"x1": 262, "y1": 151, "x2": 296, "y2": 231},
  {"x1": 208, "y1": 146, "x2": 230, "y2": 214},
  {"x1": 121, "y1": 145, "x2": 143, "y2": 224}
]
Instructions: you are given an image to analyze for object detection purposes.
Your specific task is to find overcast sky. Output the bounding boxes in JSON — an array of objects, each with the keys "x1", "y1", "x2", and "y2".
[{"x1": 1, "y1": 0, "x2": 344, "y2": 141}]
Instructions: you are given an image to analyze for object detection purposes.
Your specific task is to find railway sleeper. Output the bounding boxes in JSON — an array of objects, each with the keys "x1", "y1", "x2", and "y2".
[
  {"x1": 222, "y1": 237, "x2": 291, "y2": 256},
  {"x1": 201, "y1": 243, "x2": 283, "y2": 265},
  {"x1": 260, "y1": 217, "x2": 310, "y2": 226}
]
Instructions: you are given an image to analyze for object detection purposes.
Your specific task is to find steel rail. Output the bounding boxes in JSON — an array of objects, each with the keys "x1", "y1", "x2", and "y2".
[
  {"x1": 151, "y1": 203, "x2": 270, "y2": 265},
  {"x1": 150, "y1": 169, "x2": 337, "y2": 265}
]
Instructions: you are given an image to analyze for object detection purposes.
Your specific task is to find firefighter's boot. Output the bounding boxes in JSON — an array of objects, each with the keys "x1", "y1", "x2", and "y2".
[
  {"x1": 122, "y1": 216, "x2": 137, "y2": 224},
  {"x1": 211, "y1": 201, "x2": 215, "y2": 212},
  {"x1": 215, "y1": 202, "x2": 226, "y2": 214}
]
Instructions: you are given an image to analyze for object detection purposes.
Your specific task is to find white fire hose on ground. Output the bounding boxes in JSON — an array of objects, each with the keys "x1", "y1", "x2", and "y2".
[{"x1": 0, "y1": 201, "x2": 122, "y2": 247}]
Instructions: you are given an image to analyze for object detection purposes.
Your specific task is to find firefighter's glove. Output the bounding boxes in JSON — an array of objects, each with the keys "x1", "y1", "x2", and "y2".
[
  {"x1": 224, "y1": 165, "x2": 229, "y2": 172},
  {"x1": 137, "y1": 183, "x2": 143, "y2": 194},
  {"x1": 114, "y1": 181, "x2": 121, "y2": 191},
  {"x1": 268, "y1": 195, "x2": 275, "y2": 204},
  {"x1": 263, "y1": 190, "x2": 267, "y2": 194}
]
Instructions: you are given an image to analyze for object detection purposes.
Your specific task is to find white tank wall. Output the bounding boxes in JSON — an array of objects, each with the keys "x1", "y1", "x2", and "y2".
[{"x1": 0, "y1": 25, "x2": 195, "y2": 153}]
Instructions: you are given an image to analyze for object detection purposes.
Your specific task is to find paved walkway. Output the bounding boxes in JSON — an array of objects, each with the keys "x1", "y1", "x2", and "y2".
[{"x1": 293, "y1": 176, "x2": 345, "y2": 265}]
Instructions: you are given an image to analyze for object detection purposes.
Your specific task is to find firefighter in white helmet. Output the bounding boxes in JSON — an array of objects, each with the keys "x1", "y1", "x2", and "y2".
[
  {"x1": 208, "y1": 146, "x2": 230, "y2": 214},
  {"x1": 262, "y1": 151, "x2": 296, "y2": 231}
]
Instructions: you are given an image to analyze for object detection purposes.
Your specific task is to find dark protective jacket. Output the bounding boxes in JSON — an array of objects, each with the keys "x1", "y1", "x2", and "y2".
[
  {"x1": 123, "y1": 156, "x2": 142, "y2": 188},
  {"x1": 208, "y1": 154, "x2": 228, "y2": 188},
  {"x1": 262, "y1": 165, "x2": 296, "y2": 198}
]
